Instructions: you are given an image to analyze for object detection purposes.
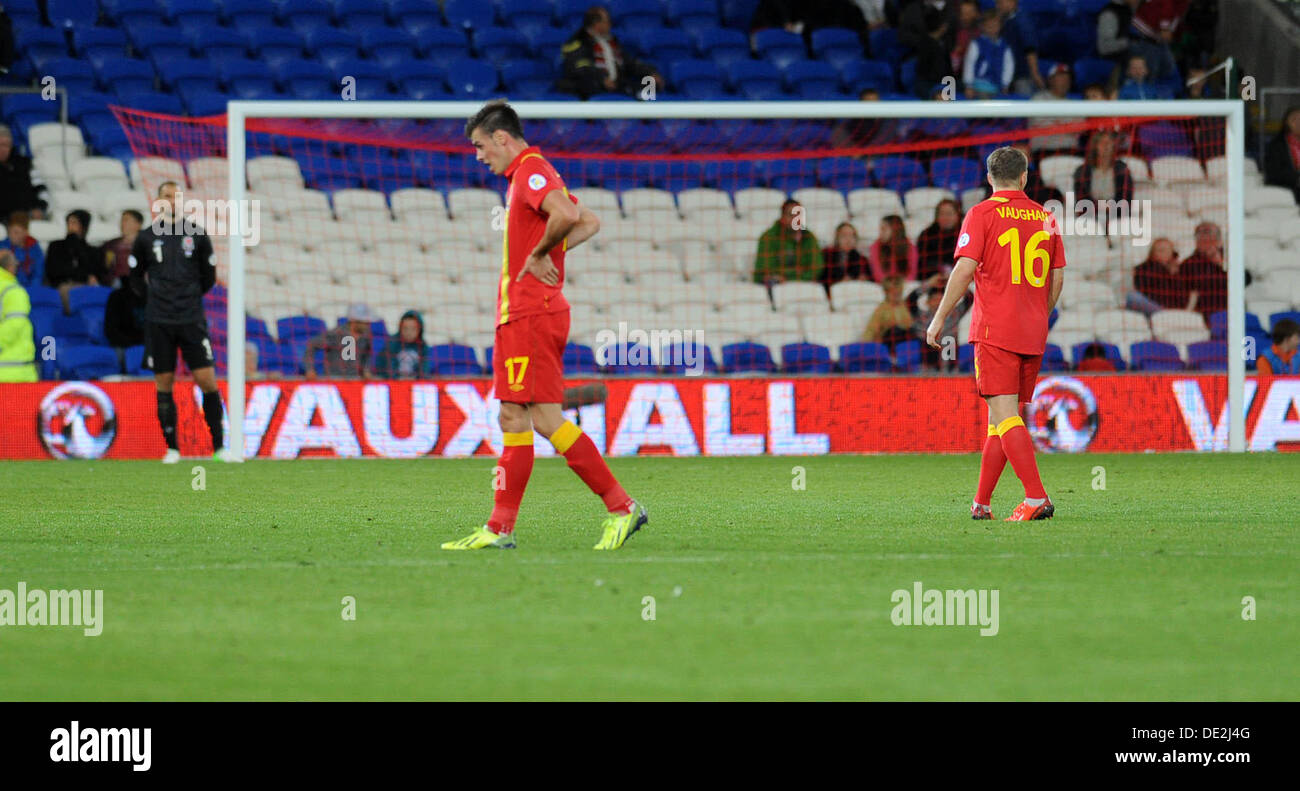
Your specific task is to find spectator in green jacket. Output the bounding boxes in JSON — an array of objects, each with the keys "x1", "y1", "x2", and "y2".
[
  {"x1": 753, "y1": 199, "x2": 822, "y2": 285},
  {"x1": 0, "y1": 249, "x2": 37, "y2": 382}
]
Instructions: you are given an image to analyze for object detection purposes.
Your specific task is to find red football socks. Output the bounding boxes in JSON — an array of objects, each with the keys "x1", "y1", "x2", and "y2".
[
  {"x1": 551, "y1": 421, "x2": 633, "y2": 514},
  {"x1": 975, "y1": 426, "x2": 1007, "y2": 507},
  {"x1": 996, "y1": 416, "x2": 1047, "y2": 500},
  {"x1": 486, "y1": 431, "x2": 534, "y2": 535}
]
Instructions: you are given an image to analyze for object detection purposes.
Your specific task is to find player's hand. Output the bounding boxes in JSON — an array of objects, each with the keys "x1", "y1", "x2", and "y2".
[
  {"x1": 519, "y1": 252, "x2": 559, "y2": 286},
  {"x1": 925, "y1": 317, "x2": 944, "y2": 349}
]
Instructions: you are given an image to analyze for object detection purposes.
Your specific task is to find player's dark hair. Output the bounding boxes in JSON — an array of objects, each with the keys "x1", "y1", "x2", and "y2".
[
  {"x1": 1273, "y1": 318, "x2": 1300, "y2": 345},
  {"x1": 582, "y1": 6, "x2": 608, "y2": 28},
  {"x1": 465, "y1": 99, "x2": 525, "y2": 141},
  {"x1": 122, "y1": 209, "x2": 144, "y2": 224},
  {"x1": 986, "y1": 146, "x2": 1028, "y2": 187}
]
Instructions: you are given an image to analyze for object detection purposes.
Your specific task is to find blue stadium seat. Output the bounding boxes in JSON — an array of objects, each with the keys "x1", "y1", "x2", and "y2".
[
  {"x1": 1043, "y1": 344, "x2": 1068, "y2": 372},
  {"x1": 124, "y1": 344, "x2": 146, "y2": 375},
  {"x1": 810, "y1": 27, "x2": 862, "y2": 67},
  {"x1": 627, "y1": 27, "x2": 694, "y2": 64},
  {"x1": 429, "y1": 343, "x2": 481, "y2": 375},
  {"x1": 893, "y1": 340, "x2": 923, "y2": 372},
  {"x1": 302, "y1": 26, "x2": 358, "y2": 55},
  {"x1": 73, "y1": 26, "x2": 129, "y2": 55},
  {"x1": 275, "y1": 0, "x2": 333, "y2": 24},
  {"x1": 122, "y1": 20, "x2": 177, "y2": 52},
  {"x1": 930, "y1": 156, "x2": 983, "y2": 193},
  {"x1": 400, "y1": 78, "x2": 454, "y2": 100},
  {"x1": 151, "y1": 56, "x2": 215, "y2": 90},
  {"x1": 444, "y1": 0, "x2": 496, "y2": 30},
  {"x1": 660, "y1": 341, "x2": 718, "y2": 374},
  {"x1": 272, "y1": 59, "x2": 331, "y2": 92},
  {"x1": 782, "y1": 343, "x2": 833, "y2": 373},
  {"x1": 183, "y1": 25, "x2": 245, "y2": 56},
  {"x1": 57, "y1": 345, "x2": 120, "y2": 380},
  {"x1": 520, "y1": 26, "x2": 567, "y2": 61},
  {"x1": 1269, "y1": 311, "x2": 1300, "y2": 331},
  {"x1": 563, "y1": 342, "x2": 599, "y2": 374},
  {"x1": 1070, "y1": 342, "x2": 1126, "y2": 371},
  {"x1": 445, "y1": 57, "x2": 500, "y2": 98},
  {"x1": 613, "y1": 0, "x2": 664, "y2": 27},
  {"x1": 754, "y1": 29, "x2": 807, "y2": 68},
  {"x1": 1130, "y1": 340, "x2": 1184, "y2": 371},
  {"x1": 726, "y1": 59, "x2": 782, "y2": 94},
  {"x1": 1207, "y1": 310, "x2": 1262, "y2": 340},
  {"x1": 551, "y1": 0, "x2": 591, "y2": 25},
  {"x1": 818, "y1": 157, "x2": 871, "y2": 192},
  {"x1": 872, "y1": 156, "x2": 928, "y2": 192},
  {"x1": 704, "y1": 160, "x2": 759, "y2": 191},
  {"x1": 218, "y1": 57, "x2": 271, "y2": 87},
  {"x1": 95, "y1": 57, "x2": 156, "y2": 88},
  {"x1": 177, "y1": 85, "x2": 229, "y2": 115},
  {"x1": 3, "y1": 94, "x2": 60, "y2": 123},
  {"x1": 275, "y1": 316, "x2": 326, "y2": 345},
  {"x1": 692, "y1": 27, "x2": 750, "y2": 63},
  {"x1": 957, "y1": 344, "x2": 975, "y2": 372},
  {"x1": 1138, "y1": 122, "x2": 1193, "y2": 158},
  {"x1": 229, "y1": 79, "x2": 281, "y2": 100},
  {"x1": 839, "y1": 342, "x2": 892, "y2": 372},
  {"x1": 359, "y1": 26, "x2": 419, "y2": 58},
  {"x1": 720, "y1": 0, "x2": 760, "y2": 27},
  {"x1": 722, "y1": 341, "x2": 776, "y2": 373},
  {"x1": 77, "y1": 306, "x2": 107, "y2": 343},
  {"x1": 334, "y1": 0, "x2": 387, "y2": 27},
  {"x1": 869, "y1": 27, "x2": 905, "y2": 63},
  {"x1": 242, "y1": 26, "x2": 306, "y2": 63},
  {"x1": 28, "y1": 286, "x2": 64, "y2": 312},
  {"x1": 124, "y1": 92, "x2": 185, "y2": 115},
  {"x1": 665, "y1": 0, "x2": 719, "y2": 26},
  {"x1": 473, "y1": 27, "x2": 529, "y2": 64},
  {"x1": 1072, "y1": 57, "x2": 1115, "y2": 91},
  {"x1": 839, "y1": 59, "x2": 894, "y2": 94},
  {"x1": 603, "y1": 344, "x2": 657, "y2": 375},
  {"x1": 246, "y1": 315, "x2": 271, "y2": 344},
  {"x1": 495, "y1": 0, "x2": 551, "y2": 32},
  {"x1": 781, "y1": 60, "x2": 838, "y2": 93},
  {"x1": 1187, "y1": 340, "x2": 1227, "y2": 371}
]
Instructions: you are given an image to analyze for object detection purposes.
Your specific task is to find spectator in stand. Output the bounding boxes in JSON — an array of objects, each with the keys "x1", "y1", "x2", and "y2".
[
  {"x1": 1083, "y1": 83, "x2": 1112, "y2": 101},
  {"x1": 1132, "y1": 237, "x2": 1193, "y2": 313},
  {"x1": 44, "y1": 209, "x2": 102, "y2": 314},
  {"x1": 374, "y1": 309, "x2": 429, "y2": 379},
  {"x1": 100, "y1": 209, "x2": 144, "y2": 288},
  {"x1": 911, "y1": 279, "x2": 972, "y2": 371},
  {"x1": 1131, "y1": 0, "x2": 1186, "y2": 79},
  {"x1": 962, "y1": 11, "x2": 1013, "y2": 98},
  {"x1": 1076, "y1": 342, "x2": 1118, "y2": 372},
  {"x1": 821, "y1": 222, "x2": 869, "y2": 289},
  {"x1": 752, "y1": 0, "x2": 869, "y2": 36},
  {"x1": 1258, "y1": 318, "x2": 1300, "y2": 375},
  {"x1": 1073, "y1": 130, "x2": 1134, "y2": 211},
  {"x1": 302, "y1": 303, "x2": 377, "y2": 378},
  {"x1": 557, "y1": 6, "x2": 663, "y2": 99},
  {"x1": 0, "y1": 124, "x2": 47, "y2": 222},
  {"x1": 867, "y1": 215, "x2": 918, "y2": 282},
  {"x1": 754, "y1": 199, "x2": 822, "y2": 285},
  {"x1": 850, "y1": 0, "x2": 890, "y2": 30},
  {"x1": 1264, "y1": 106, "x2": 1300, "y2": 204},
  {"x1": 995, "y1": 0, "x2": 1042, "y2": 95},
  {"x1": 1029, "y1": 64, "x2": 1079, "y2": 155},
  {"x1": 1118, "y1": 54, "x2": 1170, "y2": 100},
  {"x1": 831, "y1": 90, "x2": 902, "y2": 153},
  {"x1": 899, "y1": 0, "x2": 959, "y2": 99},
  {"x1": 951, "y1": 0, "x2": 981, "y2": 74},
  {"x1": 863, "y1": 274, "x2": 914, "y2": 348},
  {"x1": 1096, "y1": 0, "x2": 1142, "y2": 78},
  {"x1": 103, "y1": 274, "x2": 148, "y2": 370},
  {"x1": 915, "y1": 199, "x2": 962, "y2": 282},
  {"x1": 0, "y1": 210, "x2": 43, "y2": 289},
  {"x1": 0, "y1": 249, "x2": 37, "y2": 382},
  {"x1": 1179, "y1": 221, "x2": 1227, "y2": 323}
]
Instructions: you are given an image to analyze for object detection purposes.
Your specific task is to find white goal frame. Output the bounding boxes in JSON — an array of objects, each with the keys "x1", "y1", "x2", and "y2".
[{"x1": 225, "y1": 99, "x2": 1248, "y2": 459}]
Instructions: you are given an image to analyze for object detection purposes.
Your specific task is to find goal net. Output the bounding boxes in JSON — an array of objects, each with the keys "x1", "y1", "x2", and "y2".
[{"x1": 111, "y1": 99, "x2": 1257, "y2": 457}]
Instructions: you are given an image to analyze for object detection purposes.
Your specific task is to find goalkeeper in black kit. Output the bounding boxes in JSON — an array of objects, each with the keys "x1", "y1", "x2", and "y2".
[{"x1": 128, "y1": 181, "x2": 230, "y2": 463}]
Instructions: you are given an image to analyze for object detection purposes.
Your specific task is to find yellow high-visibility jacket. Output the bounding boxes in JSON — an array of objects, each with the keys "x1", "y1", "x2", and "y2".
[{"x1": 0, "y1": 267, "x2": 38, "y2": 382}]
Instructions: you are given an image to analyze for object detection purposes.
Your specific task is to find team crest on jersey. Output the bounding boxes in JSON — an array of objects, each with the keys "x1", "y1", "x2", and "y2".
[
  {"x1": 152, "y1": 239, "x2": 164, "y2": 262},
  {"x1": 958, "y1": 232, "x2": 970, "y2": 247},
  {"x1": 182, "y1": 236, "x2": 195, "y2": 257},
  {"x1": 1026, "y1": 376, "x2": 1099, "y2": 453},
  {"x1": 527, "y1": 173, "x2": 546, "y2": 190}
]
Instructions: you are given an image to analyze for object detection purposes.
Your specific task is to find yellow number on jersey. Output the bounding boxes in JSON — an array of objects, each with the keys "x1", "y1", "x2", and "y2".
[
  {"x1": 996, "y1": 227, "x2": 1051, "y2": 288},
  {"x1": 504, "y1": 356, "x2": 530, "y2": 385}
]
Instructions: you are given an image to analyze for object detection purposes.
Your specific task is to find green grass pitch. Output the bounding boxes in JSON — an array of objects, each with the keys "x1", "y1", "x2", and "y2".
[{"x1": 1, "y1": 453, "x2": 1296, "y2": 701}]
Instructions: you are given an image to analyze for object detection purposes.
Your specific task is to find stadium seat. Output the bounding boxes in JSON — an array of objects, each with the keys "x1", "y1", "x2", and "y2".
[
  {"x1": 872, "y1": 156, "x2": 928, "y2": 192},
  {"x1": 781, "y1": 60, "x2": 839, "y2": 93},
  {"x1": 603, "y1": 344, "x2": 657, "y2": 375},
  {"x1": 929, "y1": 156, "x2": 984, "y2": 193},
  {"x1": 124, "y1": 344, "x2": 146, "y2": 375},
  {"x1": 893, "y1": 340, "x2": 923, "y2": 373},
  {"x1": 428, "y1": 343, "x2": 481, "y2": 375},
  {"x1": 444, "y1": 0, "x2": 496, "y2": 30},
  {"x1": 660, "y1": 341, "x2": 719, "y2": 374},
  {"x1": 753, "y1": 29, "x2": 806, "y2": 67},
  {"x1": 691, "y1": 27, "x2": 749, "y2": 62},
  {"x1": 563, "y1": 343, "x2": 599, "y2": 374},
  {"x1": 839, "y1": 59, "x2": 894, "y2": 94},
  {"x1": 67, "y1": 286, "x2": 112, "y2": 315},
  {"x1": 1269, "y1": 311, "x2": 1300, "y2": 331},
  {"x1": 474, "y1": 27, "x2": 529, "y2": 65},
  {"x1": 1130, "y1": 340, "x2": 1184, "y2": 371},
  {"x1": 1138, "y1": 122, "x2": 1194, "y2": 159},
  {"x1": 722, "y1": 341, "x2": 776, "y2": 373},
  {"x1": 1072, "y1": 57, "x2": 1115, "y2": 91},
  {"x1": 57, "y1": 345, "x2": 119, "y2": 380},
  {"x1": 28, "y1": 286, "x2": 63, "y2": 312},
  {"x1": 782, "y1": 343, "x2": 833, "y2": 373},
  {"x1": 1188, "y1": 340, "x2": 1228, "y2": 371},
  {"x1": 1043, "y1": 344, "x2": 1068, "y2": 372},
  {"x1": 836, "y1": 342, "x2": 892, "y2": 373},
  {"x1": 445, "y1": 58, "x2": 500, "y2": 98}
]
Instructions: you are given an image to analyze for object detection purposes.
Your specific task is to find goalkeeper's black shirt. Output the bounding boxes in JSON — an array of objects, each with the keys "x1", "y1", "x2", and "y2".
[{"x1": 128, "y1": 224, "x2": 215, "y2": 325}]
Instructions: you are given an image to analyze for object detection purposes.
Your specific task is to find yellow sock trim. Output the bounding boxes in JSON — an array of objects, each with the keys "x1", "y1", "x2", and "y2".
[
  {"x1": 550, "y1": 421, "x2": 582, "y2": 454},
  {"x1": 987, "y1": 424, "x2": 998, "y2": 437},
  {"x1": 503, "y1": 431, "x2": 534, "y2": 447},
  {"x1": 995, "y1": 416, "x2": 1025, "y2": 436}
]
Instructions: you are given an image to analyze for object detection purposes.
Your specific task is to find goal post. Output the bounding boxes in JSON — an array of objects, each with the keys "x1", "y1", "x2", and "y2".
[{"x1": 209, "y1": 98, "x2": 1248, "y2": 459}]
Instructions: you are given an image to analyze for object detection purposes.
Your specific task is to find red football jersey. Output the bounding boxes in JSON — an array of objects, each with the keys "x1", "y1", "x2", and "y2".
[
  {"x1": 497, "y1": 146, "x2": 572, "y2": 326},
  {"x1": 953, "y1": 189, "x2": 1067, "y2": 355}
]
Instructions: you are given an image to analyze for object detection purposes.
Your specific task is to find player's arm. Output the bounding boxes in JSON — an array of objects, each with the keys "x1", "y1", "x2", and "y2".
[
  {"x1": 925, "y1": 255, "x2": 977, "y2": 348},
  {"x1": 196, "y1": 234, "x2": 216, "y2": 293},
  {"x1": 1047, "y1": 267, "x2": 1064, "y2": 313},
  {"x1": 565, "y1": 201, "x2": 600, "y2": 251},
  {"x1": 519, "y1": 190, "x2": 581, "y2": 286}
]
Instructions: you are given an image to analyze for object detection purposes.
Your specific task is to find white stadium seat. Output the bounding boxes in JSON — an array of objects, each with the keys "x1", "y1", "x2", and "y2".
[{"x1": 771, "y1": 281, "x2": 830, "y2": 313}]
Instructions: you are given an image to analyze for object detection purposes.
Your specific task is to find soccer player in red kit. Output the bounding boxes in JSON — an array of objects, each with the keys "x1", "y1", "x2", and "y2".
[
  {"x1": 926, "y1": 146, "x2": 1066, "y2": 521},
  {"x1": 442, "y1": 100, "x2": 647, "y2": 550}
]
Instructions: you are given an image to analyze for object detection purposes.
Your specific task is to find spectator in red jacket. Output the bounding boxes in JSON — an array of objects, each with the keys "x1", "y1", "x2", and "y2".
[
  {"x1": 1073, "y1": 130, "x2": 1134, "y2": 212},
  {"x1": 1179, "y1": 221, "x2": 1227, "y2": 322},
  {"x1": 915, "y1": 199, "x2": 962, "y2": 282},
  {"x1": 821, "y1": 221, "x2": 870, "y2": 288},
  {"x1": 1264, "y1": 106, "x2": 1300, "y2": 204},
  {"x1": 867, "y1": 215, "x2": 918, "y2": 282},
  {"x1": 1133, "y1": 237, "x2": 1194, "y2": 311}
]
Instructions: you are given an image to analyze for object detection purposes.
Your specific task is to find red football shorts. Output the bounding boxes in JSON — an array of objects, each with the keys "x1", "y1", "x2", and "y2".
[
  {"x1": 973, "y1": 341, "x2": 1042, "y2": 403},
  {"x1": 493, "y1": 310, "x2": 569, "y2": 404}
]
